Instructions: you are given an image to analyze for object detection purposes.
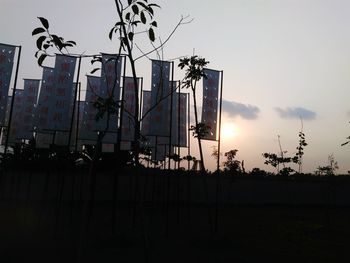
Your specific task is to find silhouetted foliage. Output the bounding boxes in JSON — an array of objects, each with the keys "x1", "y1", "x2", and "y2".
[
  {"x1": 341, "y1": 122, "x2": 350, "y2": 146},
  {"x1": 223, "y1": 149, "x2": 242, "y2": 174},
  {"x1": 315, "y1": 154, "x2": 339, "y2": 176},
  {"x1": 179, "y1": 55, "x2": 209, "y2": 172},
  {"x1": 32, "y1": 17, "x2": 77, "y2": 66}
]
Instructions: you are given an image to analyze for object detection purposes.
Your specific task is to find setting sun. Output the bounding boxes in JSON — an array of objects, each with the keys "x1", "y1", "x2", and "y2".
[{"x1": 221, "y1": 123, "x2": 238, "y2": 139}]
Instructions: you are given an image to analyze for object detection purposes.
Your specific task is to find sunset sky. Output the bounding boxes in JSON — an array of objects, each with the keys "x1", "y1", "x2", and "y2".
[{"x1": 1, "y1": 0, "x2": 350, "y2": 173}]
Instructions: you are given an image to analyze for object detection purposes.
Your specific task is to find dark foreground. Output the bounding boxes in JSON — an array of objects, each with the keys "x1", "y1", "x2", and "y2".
[{"x1": 1, "y1": 168, "x2": 350, "y2": 262}]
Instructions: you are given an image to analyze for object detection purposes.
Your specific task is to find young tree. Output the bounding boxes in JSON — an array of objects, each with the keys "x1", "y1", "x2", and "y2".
[
  {"x1": 315, "y1": 154, "x2": 339, "y2": 176},
  {"x1": 223, "y1": 149, "x2": 242, "y2": 174},
  {"x1": 179, "y1": 55, "x2": 209, "y2": 172},
  {"x1": 341, "y1": 122, "x2": 350, "y2": 147},
  {"x1": 33, "y1": 1, "x2": 190, "y2": 166}
]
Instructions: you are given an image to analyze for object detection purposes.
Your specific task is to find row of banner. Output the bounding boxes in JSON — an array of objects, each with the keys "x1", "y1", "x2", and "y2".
[{"x1": 0, "y1": 43, "x2": 221, "y2": 161}]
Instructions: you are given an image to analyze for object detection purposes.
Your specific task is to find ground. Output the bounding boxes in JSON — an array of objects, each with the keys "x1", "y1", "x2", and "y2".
[{"x1": 1, "y1": 169, "x2": 350, "y2": 262}]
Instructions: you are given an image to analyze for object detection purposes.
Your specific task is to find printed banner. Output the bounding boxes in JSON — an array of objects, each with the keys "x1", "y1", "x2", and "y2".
[
  {"x1": 70, "y1": 100, "x2": 84, "y2": 148},
  {"x1": 47, "y1": 54, "x2": 77, "y2": 131},
  {"x1": 35, "y1": 67, "x2": 55, "y2": 130},
  {"x1": 148, "y1": 60, "x2": 171, "y2": 137},
  {"x1": 0, "y1": 44, "x2": 16, "y2": 126},
  {"x1": 201, "y1": 69, "x2": 220, "y2": 141},
  {"x1": 35, "y1": 132, "x2": 53, "y2": 149},
  {"x1": 171, "y1": 92, "x2": 188, "y2": 147},
  {"x1": 121, "y1": 76, "x2": 139, "y2": 142},
  {"x1": 79, "y1": 75, "x2": 101, "y2": 141},
  {"x1": 17, "y1": 79, "x2": 40, "y2": 139},
  {"x1": 98, "y1": 54, "x2": 123, "y2": 139},
  {"x1": 8, "y1": 89, "x2": 24, "y2": 142},
  {"x1": 140, "y1": 90, "x2": 151, "y2": 136}
]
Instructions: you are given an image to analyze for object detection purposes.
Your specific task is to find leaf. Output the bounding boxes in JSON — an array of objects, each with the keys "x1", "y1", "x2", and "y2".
[
  {"x1": 147, "y1": 6, "x2": 154, "y2": 16},
  {"x1": 32, "y1": 27, "x2": 46, "y2": 36},
  {"x1": 341, "y1": 141, "x2": 350, "y2": 146},
  {"x1": 38, "y1": 54, "x2": 47, "y2": 66},
  {"x1": 66, "y1": 40, "x2": 76, "y2": 45},
  {"x1": 38, "y1": 17, "x2": 49, "y2": 29},
  {"x1": 140, "y1": 11, "x2": 146, "y2": 24},
  {"x1": 136, "y1": 1, "x2": 148, "y2": 9},
  {"x1": 148, "y1": 27, "x2": 155, "y2": 42},
  {"x1": 51, "y1": 34, "x2": 63, "y2": 50},
  {"x1": 132, "y1": 4, "x2": 139, "y2": 15},
  {"x1": 128, "y1": 32, "x2": 134, "y2": 41},
  {"x1": 36, "y1": 35, "x2": 46, "y2": 50},
  {"x1": 90, "y1": 68, "x2": 100, "y2": 74},
  {"x1": 148, "y1": 3, "x2": 160, "y2": 8},
  {"x1": 109, "y1": 27, "x2": 114, "y2": 40},
  {"x1": 131, "y1": 21, "x2": 141, "y2": 26},
  {"x1": 127, "y1": 0, "x2": 132, "y2": 5},
  {"x1": 43, "y1": 44, "x2": 50, "y2": 50},
  {"x1": 115, "y1": 21, "x2": 125, "y2": 26},
  {"x1": 151, "y1": 21, "x2": 157, "y2": 27},
  {"x1": 91, "y1": 56, "x2": 102, "y2": 64},
  {"x1": 125, "y1": 12, "x2": 131, "y2": 21},
  {"x1": 63, "y1": 43, "x2": 74, "y2": 48},
  {"x1": 122, "y1": 37, "x2": 128, "y2": 46}
]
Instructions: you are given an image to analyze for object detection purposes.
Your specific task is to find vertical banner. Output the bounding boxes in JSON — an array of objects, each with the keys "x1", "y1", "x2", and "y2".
[
  {"x1": 36, "y1": 66, "x2": 55, "y2": 130},
  {"x1": 47, "y1": 54, "x2": 77, "y2": 131},
  {"x1": 171, "y1": 92, "x2": 188, "y2": 147},
  {"x1": 140, "y1": 90, "x2": 151, "y2": 136},
  {"x1": 18, "y1": 79, "x2": 40, "y2": 139},
  {"x1": 54, "y1": 82, "x2": 78, "y2": 146},
  {"x1": 151, "y1": 137, "x2": 173, "y2": 162},
  {"x1": 121, "y1": 76, "x2": 139, "y2": 142},
  {"x1": 8, "y1": 90, "x2": 24, "y2": 142},
  {"x1": 98, "y1": 54, "x2": 123, "y2": 143},
  {"x1": 201, "y1": 68, "x2": 220, "y2": 141},
  {"x1": 79, "y1": 75, "x2": 101, "y2": 141},
  {"x1": 71, "y1": 100, "x2": 84, "y2": 149},
  {"x1": 149, "y1": 60, "x2": 171, "y2": 137},
  {"x1": 0, "y1": 97, "x2": 11, "y2": 144},
  {"x1": 0, "y1": 44, "x2": 16, "y2": 126}
]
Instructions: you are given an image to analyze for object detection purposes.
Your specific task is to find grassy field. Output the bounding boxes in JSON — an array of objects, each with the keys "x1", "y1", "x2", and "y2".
[{"x1": 1, "y1": 167, "x2": 350, "y2": 262}]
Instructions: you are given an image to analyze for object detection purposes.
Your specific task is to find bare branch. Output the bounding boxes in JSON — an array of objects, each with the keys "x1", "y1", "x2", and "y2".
[
  {"x1": 135, "y1": 15, "x2": 193, "y2": 61},
  {"x1": 135, "y1": 43, "x2": 152, "y2": 60}
]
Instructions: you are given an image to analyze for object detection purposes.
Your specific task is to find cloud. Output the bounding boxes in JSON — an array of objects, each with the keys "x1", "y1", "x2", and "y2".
[
  {"x1": 275, "y1": 107, "x2": 316, "y2": 120},
  {"x1": 222, "y1": 100, "x2": 260, "y2": 120}
]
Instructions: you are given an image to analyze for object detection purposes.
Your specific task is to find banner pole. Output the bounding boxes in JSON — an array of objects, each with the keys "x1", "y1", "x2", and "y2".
[
  {"x1": 217, "y1": 71, "x2": 224, "y2": 172},
  {"x1": 168, "y1": 62, "x2": 175, "y2": 170},
  {"x1": 187, "y1": 92, "x2": 191, "y2": 171},
  {"x1": 75, "y1": 82, "x2": 81, "y2": 152},
  {"x1": 117, "y1": 56, "x2": 127, "y2": 152},
  {"x1": 68, "y1": 56, "x2": 82, "y2": 150},
  {"x1": 4, "y1": 45, "x2": 21, "y2": 155},
  {"x1": 177, "y1": 83, "x2": 181, "y2": 170}
]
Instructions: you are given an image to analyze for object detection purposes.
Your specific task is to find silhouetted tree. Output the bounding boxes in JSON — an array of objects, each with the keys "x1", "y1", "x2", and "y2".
[
  {"x1": 179, "y1": 56, "x2": 209, "y2": 172},
  {"x1": 341, "y1": 121, "x2": 350, "y2": 147},
  {"x1": 223, "y1": 149, "x2": 242, "y2": 174},
  {"x1": 315, "y1": 154, "x2": 339, "y2": 176}
]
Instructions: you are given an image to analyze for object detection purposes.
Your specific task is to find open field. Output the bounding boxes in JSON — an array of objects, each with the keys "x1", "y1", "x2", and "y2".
[{"x1": 1, "y1": 166, "x2": 350, "y2": 262}]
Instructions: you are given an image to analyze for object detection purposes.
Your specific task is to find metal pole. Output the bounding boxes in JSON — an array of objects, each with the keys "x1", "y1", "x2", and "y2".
[
  {"x1": 187, "y1": 92, "x2": 191, "y2": 171},
  {"x1": 75, "y1": 82, "x2": 81, "y2": 152},
  {"x1": 217, "y1": 71, "x2": 224, "y2": 172},
  {"x1": 117, "y1": 56, "x2": 127, "y2": 152},
  {"x1": 5, "y1": 45, "x2": 21, "y2": 155},
  {"x1": 168, "y1": 62, "x2": 174, "y2": 170},
  {"x1": 68, "y1": 56, "x2": 82, "y2": 150},
  {"x1": 177, "y1": 83, "x2": 181, "y2": 170}
]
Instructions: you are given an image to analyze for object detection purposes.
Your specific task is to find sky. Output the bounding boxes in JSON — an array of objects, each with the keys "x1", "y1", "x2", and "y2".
[{"x1": 1, "y1": 0, "x2": 350, "y2": 174}]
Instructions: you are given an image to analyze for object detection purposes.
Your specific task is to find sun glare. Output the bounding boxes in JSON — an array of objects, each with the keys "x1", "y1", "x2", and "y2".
[{"x1": 221, "y1": 123, "x2": 238, "y2": 139}]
